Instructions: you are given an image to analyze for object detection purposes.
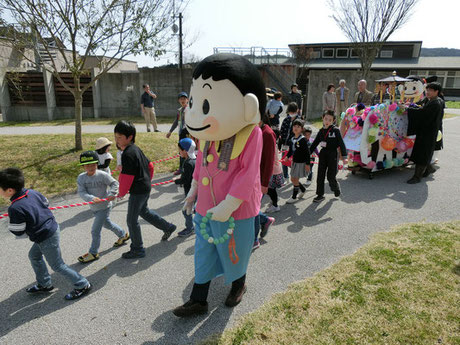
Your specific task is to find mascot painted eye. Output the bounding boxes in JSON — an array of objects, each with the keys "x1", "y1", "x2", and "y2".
[
  {"x1": 189, "y1": 97, "x2": 193, "y2": 109},
  {"x1": 203, "y1": 99, "x2": 210, "y2": 114}
]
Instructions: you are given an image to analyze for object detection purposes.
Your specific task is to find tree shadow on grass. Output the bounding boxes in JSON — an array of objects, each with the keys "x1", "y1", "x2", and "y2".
[{"x1": 452, "y1": 264, "x2": 460, "y2": 276}]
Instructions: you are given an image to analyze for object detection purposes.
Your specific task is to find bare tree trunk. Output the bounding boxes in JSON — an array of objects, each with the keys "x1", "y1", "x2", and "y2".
[{"x1": 74, "y1": 90, "x2": 83, "y2": 152}]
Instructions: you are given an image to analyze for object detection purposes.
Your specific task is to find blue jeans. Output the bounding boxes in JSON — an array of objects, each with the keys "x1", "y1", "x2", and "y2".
[
  {"x1": 28, "y1": 228, "x2": 88, "y2": 289},
  {"x1": 182, "y1": 209, "x2": 194, "y2": 231},
  {"x1": 89, "y1": 206, "x2": 125, "y2": 254},
  {"x1": 283, "y1": 165, "x2": 289, "y2": 179},
  {"x1": 254, "y1": 211, "x2": 269, "y2": 241},
  {"x1": 127, "y1": 192, "x2": 173, "y2": 253}
]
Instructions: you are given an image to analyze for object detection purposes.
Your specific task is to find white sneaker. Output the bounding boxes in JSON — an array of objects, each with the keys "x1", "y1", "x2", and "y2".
[
  {"x1": 286, "y1": 197, "x2": 298, "y2": 204},
  {"x1": 298, "y1": 191, "x2": 305, "y2": 199},
  {"x1": 265, "y1": 205, "x2": 281, "y2": 213},
  {"x1": 305, "y1": 180, "x2": 312, "y2": 187}
]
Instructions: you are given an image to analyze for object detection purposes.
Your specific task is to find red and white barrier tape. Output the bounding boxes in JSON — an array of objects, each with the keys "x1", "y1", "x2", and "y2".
[
  {"x1": 0, "y1": 179, "x2": 177, "y2": 220},
  {"x1": 151, "y1": 154, "x2": 180, "y2": 164}
]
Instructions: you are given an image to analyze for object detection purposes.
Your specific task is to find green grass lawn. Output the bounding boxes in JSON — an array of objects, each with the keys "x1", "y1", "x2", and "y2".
[
  {"x1": 0, "y1": 132, "x2": 180, "y2": 206},
  {"x1": 203, "y1": 221, "x2": 460, "y2": 345},
  {"x1": 0, "y1": 115, "x2": 174, "y2": 127},
  {"x1": 445, "y1": 101, "x2": 460, "y2": 109}
]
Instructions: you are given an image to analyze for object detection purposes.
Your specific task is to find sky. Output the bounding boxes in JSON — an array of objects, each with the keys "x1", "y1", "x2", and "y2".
[{"x1": 134, "y1": 0, "x2": 458, "y2": 67}]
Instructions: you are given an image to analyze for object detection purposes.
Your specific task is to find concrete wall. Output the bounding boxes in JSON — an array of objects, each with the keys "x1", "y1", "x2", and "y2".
[
  {"x1": 139, "y1": 67, "x2": 193, "y2": 117},
  {"x1": 305, "y1": 69, "x2": 392, "y2": 119},
  {"x1": 98, "y1": 72, "x2": 141, "y2": 117},
  {"x1": 0, "y1": 66, "x2": 195, "y2": 121}
]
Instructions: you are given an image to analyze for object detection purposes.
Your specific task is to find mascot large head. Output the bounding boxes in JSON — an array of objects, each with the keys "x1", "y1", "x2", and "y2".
[
  {"x1": 398, "y1": 75, "x2": 425, "y2": 102},
  {"x1": 185, "y1": 53, "x2": 266, "y2": 141}
]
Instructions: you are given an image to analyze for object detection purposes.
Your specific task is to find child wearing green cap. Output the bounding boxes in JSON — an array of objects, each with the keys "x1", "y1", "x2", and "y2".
[{"x1": 77, "y1": 151, "x2": 129, "y2": 263}]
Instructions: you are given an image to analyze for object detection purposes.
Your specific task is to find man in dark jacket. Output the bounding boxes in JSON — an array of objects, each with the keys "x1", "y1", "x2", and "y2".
[{"x1": 407, "y1": 82, "x2": 444, "y2": 184}]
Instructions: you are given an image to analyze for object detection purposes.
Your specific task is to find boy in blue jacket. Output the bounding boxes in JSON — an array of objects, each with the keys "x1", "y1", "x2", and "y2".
[{"x1": 0, "y1": 168, "x2": 91, "y2": 300}]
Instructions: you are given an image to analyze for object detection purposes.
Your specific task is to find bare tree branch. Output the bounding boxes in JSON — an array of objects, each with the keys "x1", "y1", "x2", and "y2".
[
  {"x1": 1, "y1": 0, "x2": 185, "y2": 149},
  {"x1": 328, "y1": 0, "x2": 418, "y2": 78}
]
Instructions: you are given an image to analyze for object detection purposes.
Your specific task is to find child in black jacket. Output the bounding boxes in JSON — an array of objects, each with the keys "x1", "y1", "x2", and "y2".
[
  {"x1": 284, "y1": 119, "x2": 311, "y2": 204},
  {"x1": 309, "y1": 111, "x2": 347, "y2": 202},
  {"x1": 174, "y1": 138, "x2": 197, "y2": 237}
]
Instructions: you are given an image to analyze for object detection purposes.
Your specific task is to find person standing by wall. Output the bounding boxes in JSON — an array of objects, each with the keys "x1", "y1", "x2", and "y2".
[
  {"x1": 289, "y1": 83, "x2": 303, "y2": 116},
  {"x1": 322, "y1": 84, "x2": 336, "y2": 113},
  {"x1": 354, "y1": 80, "x2": 373, "y2": 106},
  {"x1": 335, "y1": 79, "x2": 349, "y2": 115},
  {"x1": 140, "y1": 84, "x2": 159, "y2": 132}
]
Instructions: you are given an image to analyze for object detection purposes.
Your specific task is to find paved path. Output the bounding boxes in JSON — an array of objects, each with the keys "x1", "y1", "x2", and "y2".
[
  {"x1": 0, "y1": 123, "x2": 174, "y2": 135},
  {"x1": 0, "y1": 118, "x2": 459, "y2": 345}
]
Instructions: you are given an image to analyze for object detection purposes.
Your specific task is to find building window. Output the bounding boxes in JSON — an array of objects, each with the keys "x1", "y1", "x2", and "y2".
[
  {"x1": 350, "y1": 48, "x2": 360, "y2": 58},
  {"x1": 380, "y1": 50, "x2": 393, "y2": 58},
  {"x1": 311, "y1": 50, "x2": 321, "y2": 59},
  {"x1": 322, "y1": 48, "x2": 334, "y2": 58},
  {"x1": 407, "y1": 70, "x2": 460, "y2": 89},
  {"x1": 446, "y1": 72, "x2": 460, "y2": 89},
  {"x1": 336, "y1": 48, "x2": 349, "y2": 58}
]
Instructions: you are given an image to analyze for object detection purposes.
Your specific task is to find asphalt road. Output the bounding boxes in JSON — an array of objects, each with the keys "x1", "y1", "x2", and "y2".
[{"x1": 0, "y1": 117, "x2": 459, "y2": 345}]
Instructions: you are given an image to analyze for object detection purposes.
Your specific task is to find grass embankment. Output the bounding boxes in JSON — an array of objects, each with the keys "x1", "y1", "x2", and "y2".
[
  {"x1": 0, "y1": 116, "x2": 173, "y2": 127},
  {"x1": 0, "y1": 132, "x2": 179, "y2": 206},
  {"x1": 445, "y1": 101, "x2": 460, "y2": 109},
  {"x1": 204, "y1": 221, "x2": 460, "y2": 345}
]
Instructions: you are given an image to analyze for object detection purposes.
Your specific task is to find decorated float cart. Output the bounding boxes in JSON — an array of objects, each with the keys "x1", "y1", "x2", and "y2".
[{"x1": 341, "y1": 72, "x2": 423, "y2": 179}]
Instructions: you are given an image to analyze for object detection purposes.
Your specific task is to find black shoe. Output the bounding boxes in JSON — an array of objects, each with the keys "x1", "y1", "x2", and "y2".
[
  {"x1": 154, "y1": 129, "x2": 160, "y2": 133},
  {"x1": 177, "y1": 228, "x2": 194, "y2": 237},
  {"x1": 422, "y1": 165, "x2": 436, "y2": 177},
  {"x1": 26, "y1": 284, "x2": 54, "y2": 293},
  {"x1": 65, "y1": 283, "x2": 91, "y2": 300},
  {"x1": 313, "y1": 195, "x2": 325, "y2": 203},
  {"x1": 334, "y1": 189, "x2": 341, "y2": 197},
  {"x1": 225, "y1": 285, "x2": 247, "y2": 307},
  {"x1": 147, "y1": 128, "x2": 151, "y2": 132},
  {"x1": 161, "y1": 224, "x2": 176, "y2": 241},
  {"x1": 407, "y1": 177, "x2": 421, "y2": 184},
  {"x1": 172, "y1": 300, "x2": 208, "y2": 317},
  {"x1": 121, "y1": 250, "x2": 146, "y2": 259}
]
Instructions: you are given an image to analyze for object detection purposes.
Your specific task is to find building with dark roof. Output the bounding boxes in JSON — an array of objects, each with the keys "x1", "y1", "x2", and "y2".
[{"x1": 288, "y1": 41, "x2": 460, "y2": 118}]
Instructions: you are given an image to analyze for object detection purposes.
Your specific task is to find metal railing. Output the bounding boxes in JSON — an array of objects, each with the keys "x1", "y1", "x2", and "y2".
[{"x1": 213, "y1": 46, "x2": 294, "y2": 65}]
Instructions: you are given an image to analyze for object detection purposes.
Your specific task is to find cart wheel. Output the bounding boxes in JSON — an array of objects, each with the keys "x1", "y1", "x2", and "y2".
[
  {"x1": 368, "y1": 172, "x2": 374, "y2": 180},
  {"x1": 351, "y1": 170, "x2": 356, "y2": 175}
]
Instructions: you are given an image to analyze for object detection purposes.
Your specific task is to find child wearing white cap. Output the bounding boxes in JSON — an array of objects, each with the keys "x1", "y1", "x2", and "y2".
[
  {"x1": 95, "y1": 137, "x2": 113, "y2": 174},
  {"x1": 174, "y1": 138, "x2": 197, "y2": 237}
]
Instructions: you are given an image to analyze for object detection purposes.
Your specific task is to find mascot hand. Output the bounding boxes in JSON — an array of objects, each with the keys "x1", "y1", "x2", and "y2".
[
  {"x1": 182, "y1": 179, "x2": 198, "y2": 215},
  {"x1": 208, "y1": 195, "x2": 243, "y2": 222}
]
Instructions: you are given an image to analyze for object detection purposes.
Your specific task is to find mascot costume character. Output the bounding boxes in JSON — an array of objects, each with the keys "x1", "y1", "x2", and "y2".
[
  {"x1": 398, "y1": 75, "x2": 425, "y2": 103},
  {"x1": 172, "y1": 53, "x2": 265, "y2": 317}
]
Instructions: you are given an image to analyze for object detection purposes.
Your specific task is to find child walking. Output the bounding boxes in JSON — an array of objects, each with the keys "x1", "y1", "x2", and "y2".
[
  {"x1": 0, "y1": 168, "x2": 91, "y2": 300},
  {"x1": 284, "y1": 119, "x2": 311, "y2": 204},
  {"x1": 265, "y1": 142, "x2": 285, "y2": 213},
  {"x1": 174, "y1": 138, "x2": 197, "y2": 237},
  {"x1": 303, "y1": 126, "x2": 315, "y2": 186},
  {"x1": 77, "y1": 151, "x2": 129, "y2": 263},
  {"x1": 280, "y1": 102, "x2": 302, "y2": 178},
  {"x1": 95, "y1": 137, "x2": 113, "y2": 174},
  {"x1": 167, "y1": 92, "x2": 190, "y2": 175},
  {"x1": 114, "y1": 120, "x2": 176, "y2": 259},
  {"x1": 266, "y1": 91, "x2": 283, "y2": 129},
  {"x1": 309, "y1": 110, "x2": 347, "y2": 202}
]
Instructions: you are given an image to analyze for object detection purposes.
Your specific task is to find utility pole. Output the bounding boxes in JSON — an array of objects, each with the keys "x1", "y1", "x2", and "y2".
[{"x1": 179, "y1": 12, "x2": 184, "y2": 91}]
